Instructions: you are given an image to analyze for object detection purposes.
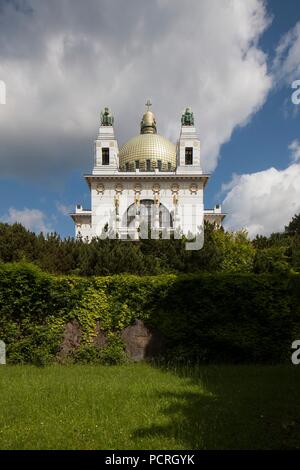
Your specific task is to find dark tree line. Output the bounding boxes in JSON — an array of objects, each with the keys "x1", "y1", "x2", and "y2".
[{"x1": 0, "y1": 214, "x2": 299, "y2": 276}]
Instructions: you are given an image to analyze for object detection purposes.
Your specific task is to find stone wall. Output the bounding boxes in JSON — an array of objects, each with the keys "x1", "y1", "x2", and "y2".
[
  {"x1": 58, "y1": 319, "x2": 164, "y2": 361},
  {"x1": 121, "y1": 320, "x2": 164, "y2": 361}
]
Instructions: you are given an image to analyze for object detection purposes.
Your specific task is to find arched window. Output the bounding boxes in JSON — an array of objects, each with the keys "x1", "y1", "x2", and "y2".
[{"x1": 125, "y1": 199, "x2": 173, "y2": 230}]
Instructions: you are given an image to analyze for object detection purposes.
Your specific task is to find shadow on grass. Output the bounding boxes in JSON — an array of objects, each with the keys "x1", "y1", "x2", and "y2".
[{"x1": 132, "y1": 364, "x2": 300, "y2": 450}]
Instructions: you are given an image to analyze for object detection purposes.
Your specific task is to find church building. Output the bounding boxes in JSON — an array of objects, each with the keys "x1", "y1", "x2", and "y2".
[{"x1": 70, "y1": 101, "x2": 225, "y2": 241}]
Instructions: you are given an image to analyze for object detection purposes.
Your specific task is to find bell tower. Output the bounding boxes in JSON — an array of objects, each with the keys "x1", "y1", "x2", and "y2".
[
  {"x1": 177, "y1": 107, "x2": 201, "y2": 173},
  {"x1": 93, "y1": 107, "x2": 119, "y2": 175}
]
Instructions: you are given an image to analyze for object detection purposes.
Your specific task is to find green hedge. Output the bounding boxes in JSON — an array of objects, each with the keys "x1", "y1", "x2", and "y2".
[{"x1": 0, "y1": 262, "x2": 299, "y2": 364}]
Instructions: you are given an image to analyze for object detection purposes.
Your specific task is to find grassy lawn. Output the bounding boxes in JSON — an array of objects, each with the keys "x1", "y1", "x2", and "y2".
[{"x1": 0, "y1": 363, "x2": 299, "y2": 450}]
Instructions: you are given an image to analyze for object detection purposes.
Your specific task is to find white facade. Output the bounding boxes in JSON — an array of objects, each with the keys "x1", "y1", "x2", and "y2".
[{"x1": 70, "y1": 104, "x2": 225, "y2": 241}]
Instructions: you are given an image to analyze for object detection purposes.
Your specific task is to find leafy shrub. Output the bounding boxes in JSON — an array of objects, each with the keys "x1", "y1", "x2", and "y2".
[
  {"x1": 29, "y1": 347, "x2": 53, "y2": 367},
  {"x1": 73, "y1": 345, "x2": 102, "y2": 364},
  {"x1": 99, "y1": 333, "x2": 128, "y2": 365},
  {"x1": 70, "y1": 336, "x2": 128, "y2": 365},
  {"x1": 253, "y1": 247, "x2": 291, "y2": 274},
  {"x1": 0, "y1": 262, "x2": 299, "y2": 364},
  {"x1": 149, "y1": 273, "x2": 300, "y2": 363},
  {"x1": 211, "y1": 230, "x2": 255, "y2": 273}
]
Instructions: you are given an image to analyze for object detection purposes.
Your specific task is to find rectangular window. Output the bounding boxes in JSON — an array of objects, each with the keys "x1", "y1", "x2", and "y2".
[
  {"x1": 168, "y1": 162, "x2": 172, "y2": 171},
  {"x1": 102, "y1": 148, "x2": 110, "y2": 165},
  {"x1": 146, "y1": 159, "x2": 151, "y2": 171},
  {"x1": 185, "y1": 147, "x2": 193, "y2": 165},
  {"x1": 157, "y1": 160, "x2": 162, "y2": 171},
  {"x1": 135, "y1": 160, "x2": 140, "y2": 170},
  {"x1": 125, "y1": 162, "x2": 129, "y2": 172}
]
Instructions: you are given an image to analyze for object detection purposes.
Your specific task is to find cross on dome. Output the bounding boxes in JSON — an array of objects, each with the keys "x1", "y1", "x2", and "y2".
[{"x1": 145, "y1": 99, "x2": 152, "y2": 111}]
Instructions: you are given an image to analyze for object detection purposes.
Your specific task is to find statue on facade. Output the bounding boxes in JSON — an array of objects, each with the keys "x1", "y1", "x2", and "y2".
[
  {"x1": 101, "y1": 107, "x2": 114, "y2": 126},
  {"x1": 114, "y1": 194, "x2": 120, "y2": 215},
  {"x1": 181, "y1": 107, "x2": 194, "y2": 126}
]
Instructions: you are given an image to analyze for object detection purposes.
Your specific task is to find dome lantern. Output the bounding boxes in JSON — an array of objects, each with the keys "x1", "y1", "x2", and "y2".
[
  {"x1": 118, "y1": 100, "x2": 176, "y2": 172},
  {"x1": 140, "y1": 99, "x2": 157, "y2": 135}
]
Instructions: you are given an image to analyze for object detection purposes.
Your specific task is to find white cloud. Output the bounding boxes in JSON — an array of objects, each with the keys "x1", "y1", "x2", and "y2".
[
  {"x1": 0, "y1": 0, "x2": 272, "y2": 179},
  {"x1": 222, "y1": 163, "x2": 300, "y2": 238},
  {"x1": 289, "y1": 139, "x2": 300, "y2": 162},
  {"x1": 1, "y1": 207, "x2": 52, "y2": 233},
  {"x1": 56, "y1": 202, "x2": 72, "y2": 216},
  {"x1": 273, "y1": 21, "x2": 300, "y2": 84},
  {"x1": 222, "y1": 23, "x2": 300, "y2": 238}
]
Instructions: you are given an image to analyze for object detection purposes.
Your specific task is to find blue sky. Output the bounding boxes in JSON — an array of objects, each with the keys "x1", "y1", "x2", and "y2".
[
  {"x1": 207, "y1": 0, "x2": 300, "y2": 202},
  {"x1": 0, "y1": 0, "x2": 300, "y2": 238}
]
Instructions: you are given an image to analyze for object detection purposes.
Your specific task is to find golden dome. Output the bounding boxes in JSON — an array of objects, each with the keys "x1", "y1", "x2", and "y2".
[
  {"x1": 119, "y1": 101, "x2": 176, "y2": 172},
  {"x1": 119, "y1": 133, "x2": 176, "y2": 172}
]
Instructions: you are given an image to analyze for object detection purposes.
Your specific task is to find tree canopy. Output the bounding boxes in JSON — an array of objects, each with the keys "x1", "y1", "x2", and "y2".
[{"x1": 0, "y1": 214, "x2": 299, "y2": 275}]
